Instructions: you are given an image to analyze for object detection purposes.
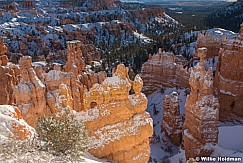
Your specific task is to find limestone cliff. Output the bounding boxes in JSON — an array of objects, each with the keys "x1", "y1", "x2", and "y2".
[
  {"x1": 215, "y1": 25, "x2": 243, "y2": 119},
  {"x1": 162, "y1": 92, "x2": 183, "y2": 146},
  {"x1": 184, "y1": 48, "x2": 219, "y2": 159},
  {"x1": 140, "y1": 49, "x2": 190, "y2": 94},
  {"x1": 74, "y1": 64, "x2": 153, "y2": 163}
]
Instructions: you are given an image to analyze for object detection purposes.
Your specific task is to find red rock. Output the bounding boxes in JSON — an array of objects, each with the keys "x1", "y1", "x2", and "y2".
[
  {"x1": 197, "y1": 33, "x2": 224, "y2": 58},
  {"x1": 45, "y1": 68, "x2": 84, "y2": 112},
  {"x1": 162, "y1": 92, "x2": 183, "y2": 146},
  {"x1": 80, "y1": 43, "x2": 101, "y2": 64},
  {"x1": 75, "y1": 64, "x2": 153, "y2": 163},
  {"x1": 0, "y1": 55, "x2": 8, "y2": 66},
  {"x1": 133, "y1": 8, "x2": 165, "y2": 24},
  {"x1": 19, "y1": 42, "x2": 28, "y2": 55},
  {"x1": 0, "y1": 65, "x2": 14, "y2": 105},
  {"x1": 0, "y1": 38, "x2": 8, "y2": 56},
  {"x1": 21, "y1": 0, "x2": 36, "y2": 8},
  {"x1": 214, "y1": 26, "x2": 243, "y2": 119},
  {"x1": 13, "y1": 56, "x2": 49, "y2": 127},
  {"x1": 140, "y1": 50, "x2": 190, "y2": 95},
  {"x1": 64, "y1": 40, "x2": 85, "y2": 75}
]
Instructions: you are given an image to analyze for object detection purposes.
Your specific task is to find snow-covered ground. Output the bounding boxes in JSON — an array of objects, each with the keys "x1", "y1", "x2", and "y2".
[
  {"x1": 146, "y1": 88, "x2": 187, "y2": 162},
  {"x1": 82, "y1": 153, "x2": 112, "y2": 163},
  {"x1": 218, "y1": 125, "x2": 243, "y2": 151}
]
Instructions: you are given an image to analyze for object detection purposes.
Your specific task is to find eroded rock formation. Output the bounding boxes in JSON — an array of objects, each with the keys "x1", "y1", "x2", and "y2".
[
  {"x1": 78, "y1": 71, "x2": 107, "y2": 90},
  {"x1": 13, "y1": 56, "x2": 49, "y2": 127},
  {"x1": 53, "y1": 83, "x2": 73, "y2": 118},
  {"x1": 81, "y1": 43, "x2": 101, "y2": 64},
  {"x1": 0, "y1": 35, "x2": 151, "y2": 162},
  {"x1": 140, "y1": 49, "x2": 190, "y2": 94},
  {"x1": 197, "y1": 33, "x2": 223, "y2": 58},
  {"x1": 21, "y1": 0, "x2": 36, "y2": 8},
  {"x1": 184, "y1": 48, "x2": 219, "y2": 159},
  {"x1": 45, "y1": 67, "x2": 82, "y2": 112},
  {"x1": 75, "y1": 64, "x2": 153, "y2": 163},
  {"x1": 215, "y1": 25, "x2": 243, "y2": 120},
  {"x1": 0, "y1": 105, "x2": 35, "y2": 140},
  {"x1": 64, "y1": 40, "x2": 85, "y2": 76},
  {"x1": 0, "y1": 60, "x2": 14, "y2": 105},
  {"x1": 162, "y1": 92, "x2": 183, "y2": 146},
  {"x1": 0, "y1": 38, "x2": 8, "y2": 56},
  {"x1": 214, "y1": 25, "x2": 243, "y2": 119},
  {"x1": 133, "y1": 8, "x2": 165, "y2": 24}
]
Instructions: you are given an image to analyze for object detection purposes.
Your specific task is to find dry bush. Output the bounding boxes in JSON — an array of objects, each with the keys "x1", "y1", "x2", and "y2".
[
  {"x1": 0, "y1": 115, "x2": 90, "y2": 162},
  {"x1": 36, "y1": 115, "x2": 90, "y2": 162}
]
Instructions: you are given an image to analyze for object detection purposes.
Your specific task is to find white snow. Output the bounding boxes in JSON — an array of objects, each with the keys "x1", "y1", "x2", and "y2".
[
  {"x1": 218, "y1": 125, "x2": 243, "y2": 151},
  {"x1": 82, "y1": 153, "x2": 112, "y2": 163},
  {"x1": 147, "y1": 88, "x2": 187, "y2": 162},
  {"x1": 89, "y1": 112, "x2": 152, "y2": 149},
  {"x1": 220, "y1": 89, "x2": 237, "y2": 97}
]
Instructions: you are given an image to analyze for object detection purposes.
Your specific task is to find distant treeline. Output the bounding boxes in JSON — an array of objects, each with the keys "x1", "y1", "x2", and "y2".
[{"x1": 205, "y1": 2, "x2": 243, "y2": 32}]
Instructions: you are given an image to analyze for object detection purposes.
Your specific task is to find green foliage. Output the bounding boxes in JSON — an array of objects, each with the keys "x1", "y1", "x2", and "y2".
[
  {"x1": 36, "y1": 115, "x2": 89, "y2": 162},
  {"x1": 205, "y1": 2, "x2": 243, "y2": 32}
]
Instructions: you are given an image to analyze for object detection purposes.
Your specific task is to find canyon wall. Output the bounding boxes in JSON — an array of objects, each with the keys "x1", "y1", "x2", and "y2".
[
  {"x1": 184, "y1": 48, "x2": 219, "y2": 159},
  {"x1": 214, "y1": 25, "x2": 243, "y2": 119},
  {"x1": 140, "y1": 49, "x2": 190, "y2": 95}
]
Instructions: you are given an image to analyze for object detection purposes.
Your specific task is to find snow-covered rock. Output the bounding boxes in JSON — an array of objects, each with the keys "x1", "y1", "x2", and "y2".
[{"x1": 74, "y1": 64, "x2": 153, "y2": 163}]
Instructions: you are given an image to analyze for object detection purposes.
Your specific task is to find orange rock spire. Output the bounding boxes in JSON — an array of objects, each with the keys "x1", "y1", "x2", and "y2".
[
  {"x1": 184, "y1": 47, "x2": 219, "y2": 159},
  {"x1": 162, "y1": 92, "x2": 183, "y2": 146}
]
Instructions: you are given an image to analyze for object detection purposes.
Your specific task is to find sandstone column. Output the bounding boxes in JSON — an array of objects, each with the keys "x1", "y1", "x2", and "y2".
[
  {"x1": 162, "y1": 92, "x2": 183, "y2": 146},
  {"x1": 184, "y1": 48, "x2": 219, "y2": 159}
]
